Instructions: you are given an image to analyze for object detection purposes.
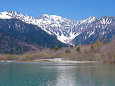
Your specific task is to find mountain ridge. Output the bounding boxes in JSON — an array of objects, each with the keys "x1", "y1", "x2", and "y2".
[
  {"x1": 0, "y1": 11, "x2": 97, "y2": 44},
  {"x1": 0, "y1": 11, "x2": 115, "y2": 45}
]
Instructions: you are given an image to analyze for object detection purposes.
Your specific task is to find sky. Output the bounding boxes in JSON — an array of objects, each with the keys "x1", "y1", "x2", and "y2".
[{"x1": 0, "y1": 0, "x2": 115, "y2": 20}]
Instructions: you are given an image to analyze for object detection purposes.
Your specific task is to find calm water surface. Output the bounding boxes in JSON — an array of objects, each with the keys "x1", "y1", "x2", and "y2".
[{"x1": 0, "y1": 62, "x2": 115, "y2": 86}]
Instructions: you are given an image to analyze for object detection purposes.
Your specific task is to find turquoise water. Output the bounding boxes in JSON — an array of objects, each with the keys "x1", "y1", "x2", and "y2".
[{"x1": 0, "y1": 62, "x2": 115, "y2": 86}]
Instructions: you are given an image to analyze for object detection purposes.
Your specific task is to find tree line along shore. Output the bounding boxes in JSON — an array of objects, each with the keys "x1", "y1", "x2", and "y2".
[{"x1": 0, "y1": 39, "x2": 115, "y2": 64}]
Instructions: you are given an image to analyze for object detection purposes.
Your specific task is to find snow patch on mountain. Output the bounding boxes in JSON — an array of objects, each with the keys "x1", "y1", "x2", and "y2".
[
  {"x1": 0, "y1": 12, "x2": 11, "y2": 19},
  {"x1": 100, "y1": 17, "x2": 112, "y2": 25}
]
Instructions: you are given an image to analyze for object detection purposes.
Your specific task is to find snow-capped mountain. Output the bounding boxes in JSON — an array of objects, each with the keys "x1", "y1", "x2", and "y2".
[
  {"x1": 0, "y1": 11, "x2": 97, "y2": 44},
  {"x1": 0, "y1": 11, "x2": 114, "y2": 45},
  {"x1": 37, "y1": 14, "x2": 96, "y2": 44},
  {"x1": 72, "y1": 16, "x2": 115, "y2": 44}
]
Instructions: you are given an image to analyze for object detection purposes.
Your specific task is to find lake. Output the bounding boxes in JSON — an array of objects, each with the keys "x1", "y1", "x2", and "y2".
[{"x1": 0, "y1": 62, "x2": 115, "y2": 86}]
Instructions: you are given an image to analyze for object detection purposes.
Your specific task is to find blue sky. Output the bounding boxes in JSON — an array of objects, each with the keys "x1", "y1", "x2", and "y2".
[{"x1": 0, "y1": 0, "x2": 115, "y2": 20}]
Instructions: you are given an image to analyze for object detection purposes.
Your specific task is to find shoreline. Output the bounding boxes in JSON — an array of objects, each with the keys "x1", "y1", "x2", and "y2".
[{"x1": 0, "y1": 60, "x2": 97, "y2": 64}]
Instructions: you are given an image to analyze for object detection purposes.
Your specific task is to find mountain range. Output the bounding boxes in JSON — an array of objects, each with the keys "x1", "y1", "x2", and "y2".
[{"x1": 0, "y1": 11, "x2": 115, "y2": 53}]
